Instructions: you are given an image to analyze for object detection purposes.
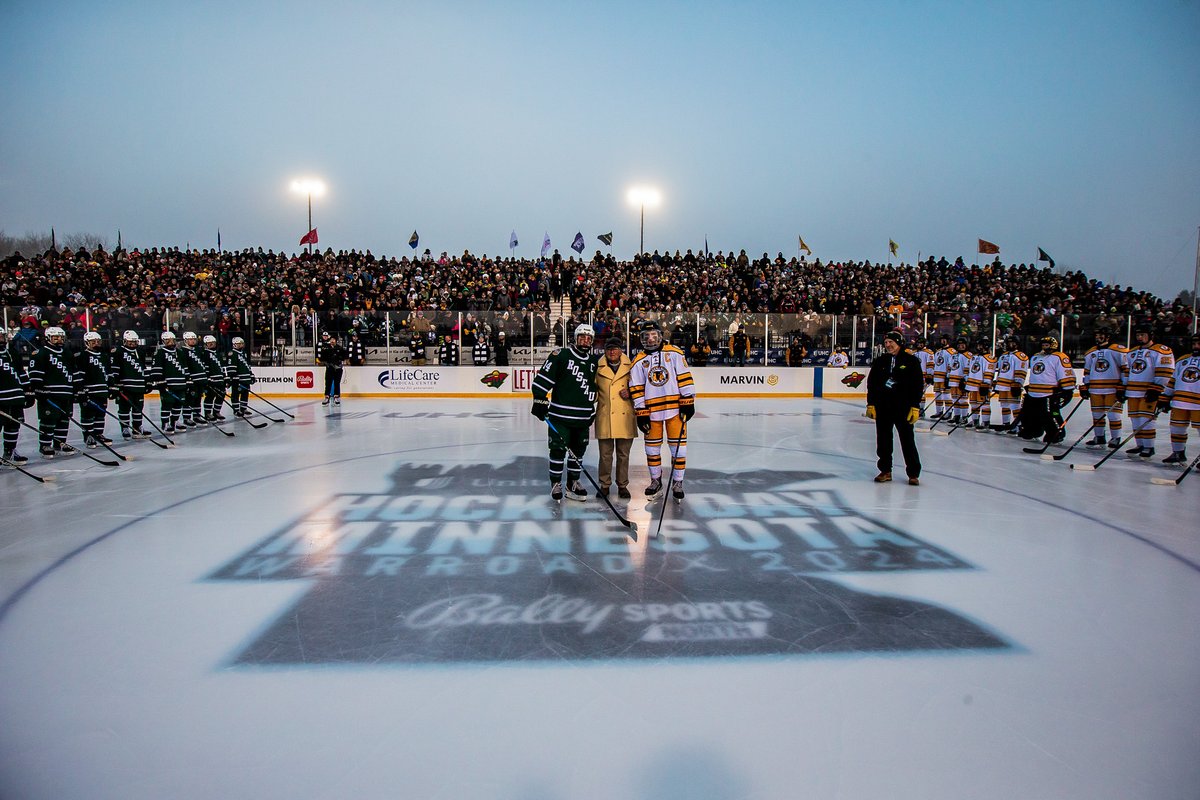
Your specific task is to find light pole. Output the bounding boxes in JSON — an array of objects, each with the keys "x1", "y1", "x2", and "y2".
[
  {"x1": 290, "y1": 178, "x2": 326, "y2": 253},
  {"x1": 626, "y1": 187, "x2": 661, "y2": 256}
]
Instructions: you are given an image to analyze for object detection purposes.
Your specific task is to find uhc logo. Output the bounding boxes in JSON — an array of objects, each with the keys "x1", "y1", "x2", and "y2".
[
  {"x1": 296, "y1": 371, "x2": 314, "y2": 389},
  {"x1": 209, "y1": 459, "x2": 1009, "y2": 666}
]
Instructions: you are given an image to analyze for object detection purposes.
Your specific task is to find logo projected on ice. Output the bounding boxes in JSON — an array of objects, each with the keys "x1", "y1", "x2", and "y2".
[{"x1": 209, "y1": 459, "x2": 1008, "y2": 665}]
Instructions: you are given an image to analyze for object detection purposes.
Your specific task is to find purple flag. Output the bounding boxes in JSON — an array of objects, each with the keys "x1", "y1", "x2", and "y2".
[
  {"x1": 571, "y1": 232, "x2": 585, "y2": 253},
  {"x1": 540, "y1": 232, "x2": 551, "y2": 258}
]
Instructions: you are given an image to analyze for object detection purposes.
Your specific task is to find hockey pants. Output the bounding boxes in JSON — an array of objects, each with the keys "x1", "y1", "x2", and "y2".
[{"x1": 645, "y1": 415, "x2": 687, "y2": 482}]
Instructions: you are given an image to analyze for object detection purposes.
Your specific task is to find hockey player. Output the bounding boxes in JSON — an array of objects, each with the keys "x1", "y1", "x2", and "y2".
[
  {"x1": 1018, "y1": 336, "x2": 1075, "y2": 444},
  {"x1": 201, "y1": 335, "x2": 227, "y2": 421},
  {"x1": 472, "y1": 336, "x2": 491, "y2": 366},
  {"x1": 992, "y1": 337, "x2": 1029, "y2": 433},
  {"x1": 317, "y1": 331, "x2": 344, "y2": 405},
  {"x1": 438, "y1": 335, "x2": 459, "y2": 367},
  {"x1": 227, "y1": 337, "x2": 255, "y2": 417},
  {"x1": 75, "y1": 331, "x2": 113, "y2": 447},
  {"x1": 629, "y1": 320, "x2": 696, "y2": 500},
  {"x1": 931, "y1": 334, "x2": 955, "y2": 419},
  {"x1": 113, "y1": 330, "x2": 150, "y2": 439},
  {"x1": 946, "y1": 337, "x2": 972, "y2": 424},
  {"x1": 826, "y1": 345, "x2": 849, "y2": 367},
  {"x1": 964, "y1": 338, "x2": 997, "y2": 430},
  {"x1": 1159, "y1": 332, "x2": 1200, "y2": 464},
  {"x1": 913, "y1": 337, "x2": 935, "y2": 417},
  {"x1": 178, "y1": 332, "x2": 208, "y2": 428},
  {"x1": 1123, "y1": 323, "x2": 1175, "y2": 459},
  {"x1": 531, "y1": 323, "x2": 598, "y2": 502},
  {"x1": 1080, "y1": 327, "x2": 1128, "y2": 448},
  {"x1": 150, "y1": 331, "x2": 190, "y2": 433},
  {"x1": 30, "y1": 326, "x2": 78, "y2": 457},
  {"x1": 0, "y1": 327, "x2": 32, "y2": 465}
]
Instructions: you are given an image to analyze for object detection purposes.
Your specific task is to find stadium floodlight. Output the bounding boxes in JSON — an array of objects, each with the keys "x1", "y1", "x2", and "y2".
[
  {"x1": 290, "y1": 179, "x2": 326, "y2": 252},
  {"x1": 626, "y1": 187, "x2": 662, "y2": 255}
]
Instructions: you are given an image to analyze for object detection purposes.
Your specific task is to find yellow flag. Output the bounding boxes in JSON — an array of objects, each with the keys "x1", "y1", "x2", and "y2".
[
  {"x1": 889, "y1": 239, "x2": 899, "y2": 257},
  {"x1": 798, "y1": 235, "x2": 812, "y2": 255}
]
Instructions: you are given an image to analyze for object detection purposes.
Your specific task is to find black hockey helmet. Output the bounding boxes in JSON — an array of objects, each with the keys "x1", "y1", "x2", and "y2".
[
  {"x1": 1004, "y1": 336, "x2": 1020, "y2": 351},
  {"x1": 1133, "y1": 322, "x2": 1152, "y2": 337},
  {"x1": 1094, "y1": 327, "x2": 1111, "y2": 342},
  {"x1": 639, "y1": 320, "x2": 664, "y2": 352}
]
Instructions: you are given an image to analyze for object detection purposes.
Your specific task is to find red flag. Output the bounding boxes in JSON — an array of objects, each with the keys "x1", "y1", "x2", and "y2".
[
  {"x1": 299, "y1": 228, "x2": 319, "y2": 245},
  {"x1": 978, "y1": 238, "x2": 999, "y2": 254}
]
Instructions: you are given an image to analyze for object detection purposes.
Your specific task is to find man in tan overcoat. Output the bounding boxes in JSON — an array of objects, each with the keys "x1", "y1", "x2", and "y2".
[{"x1": 595, "y1": 339, "x2": 636, "y2": 498}]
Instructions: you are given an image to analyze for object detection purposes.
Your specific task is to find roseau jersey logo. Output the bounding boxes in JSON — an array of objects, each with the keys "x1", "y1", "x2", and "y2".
[
  {"x1": 296, "y1": 371, "x2": 314, "y2": 389},
  {"x1": 209, "y1": 459, "x2": 1008, "y2": 666},
  {"x1": 841, "y1": 372, "x2": 866, "y2": 388}
]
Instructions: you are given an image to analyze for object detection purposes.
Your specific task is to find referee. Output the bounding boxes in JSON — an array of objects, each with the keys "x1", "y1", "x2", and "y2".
[{"x1": 866, "y1": 331, "x2": 923, "y2": 485}]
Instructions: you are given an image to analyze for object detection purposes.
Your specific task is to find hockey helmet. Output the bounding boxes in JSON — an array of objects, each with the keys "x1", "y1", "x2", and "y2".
[
  {"x1": 955, "y1": 337, "x2": 968, "y2": 348},
  {"x1": 46, "y1": 326, "x2": 66, "y2": 342},
  {"x1": 1133, "y1": 322, "x2": 1152, "y2": 338},
  {"x1": 1040, "y1": 335, "x2": 1059, "y2": 350},
  {"x1": 639, "y1": 320, "x2": 664, "y2": 352},
  {"x1": 203, "y1": 335, "x2": 217, "y2": 345},
  {"x1": 1005, "y1": 336, "x2": 1020, "y2": 351},
  {"x1": 232, "y1": 336, "x2": 245, "y2": 347},
  {"x1": 915, "y1": 337, "x2": 927, "y2": 347},
  {"x1": 123, "y1": 330, "x2": 140, "y2": 343},
  {"x1": 182, "y1": 331, "x2": 198, "y2": 342},
  {"x1": 83, "y1": 331, "x2": 102, "y2": 344},
  {"x1": 574, "y1": 323, "x2": 595, "y2": 349},
  {"x1": 161, "y1": 331, "x2": 176, "y2": 342},
  {"x1": 0, "y1": 328, "x2": 7, "y2": 342},
  {"x1": 1094, "y1": 327, "x2": 1112, "y2": 343},
  {"x1": 976, "y1": 338, "x2": 991, "y2": 352}
]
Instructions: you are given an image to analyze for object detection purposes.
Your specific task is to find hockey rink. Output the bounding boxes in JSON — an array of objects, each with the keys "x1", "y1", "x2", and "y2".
[{"x1": 1, "y1": 396, "x2": 1198, "y2": 800}]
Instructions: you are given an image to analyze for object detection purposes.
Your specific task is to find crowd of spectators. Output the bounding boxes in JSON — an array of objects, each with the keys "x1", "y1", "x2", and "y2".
[{"x1": 1, "y1": 244, "x2": 1194, "y2": 360}]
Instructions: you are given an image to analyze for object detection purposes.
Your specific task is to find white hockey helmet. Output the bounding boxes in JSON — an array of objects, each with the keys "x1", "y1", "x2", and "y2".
[
  {"x1": 83, "y1": 331, "x2": 102, "y2": 344},
  {"x1": 46, "y1": 326, "x2": 66, "y2": 340},
  {"x1": 203, "y1": 335, "x2": 217, "y2": 345},
  {"x1": 232, "y1": 336, "x2": 245, "y2": 347},
  {"x1": 161, "y1": 331, "x2": 176, "y2": 342},
  {"x1": 123, "y1": 330, "x2": 140, "y2": 343},
  {"x1": 574, "y1": 323, "x2": 595, "y2": 348},
  {"x1": 182, "y1": 331, "x2": 198, "y2": 342}
]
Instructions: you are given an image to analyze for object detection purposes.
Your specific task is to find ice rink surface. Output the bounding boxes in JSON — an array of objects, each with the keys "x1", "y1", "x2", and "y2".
[{"x1": 1, "y1": 396, "x2": 1198, "y2": 800}]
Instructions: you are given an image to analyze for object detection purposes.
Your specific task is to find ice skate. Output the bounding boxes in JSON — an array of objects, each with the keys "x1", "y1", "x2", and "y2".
[
  {"x1": 1162, "y1": 450, "x2": 1187, "y2": 465},
  {"x1": 671, "y1": 480, "x2": 685, "y2": 501},
  {"x1": 645, "y1": 477, "x2": 663, "y2": 497},
  {"x1": 564, "y1": 481, "x2": 587, "y2": 502},
  {"x1": 550, "y1": 482, "x2": 563, "y2": 502}
]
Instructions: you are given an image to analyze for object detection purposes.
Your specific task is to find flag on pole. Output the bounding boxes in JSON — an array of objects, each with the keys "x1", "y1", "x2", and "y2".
[
  {"x1": 509, "y1": 230, "x2": 518, "y2": 250},
  {"x1": 300, "y1": 228, "x2": 319, "y2": 245},
  {"x1": 571, "y1": 232, "x2": 585, "y2": 253},
  {"x1": 798, "y1": 235, "x2": 812, "y2": 255},
  {"x1": 217, "y1": 229, "x2": 222, "y2": 252},
  {"x1": 408, "y1": 231, "x2": 419, "y2": 250},
  {"x1": 1037, "y1": 247, "x2": 1055, "y2": 268},
  {"x1": 889, "y1": 239, "x2": 899, "y2": 257},
  {"x1": 978, "y1": 238, "x2": 1000, "y2": 255},
  {"x1": 704, "y1": 236, "x2": 709, "y2": 257},
  {"x1": 540, "y1": 232, "x2": 551, "y2": 259},
  {"x1": 597, "y1": 232, "x2": 613, "y2": 246},
  {"x1": 116, "y1": 229, "x2": 122, "y2": 252}
]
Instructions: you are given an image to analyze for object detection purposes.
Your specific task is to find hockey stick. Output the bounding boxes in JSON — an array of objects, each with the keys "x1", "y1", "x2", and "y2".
[
  {"x1": 44, "y1": 398, "x2": 127, "y2": 462},
  {"x1": 1152, "y1": 451, "x2": 1200, "y2": 486},
  {"x1": 120, "y1": 391, "x2": 176, "y2": 447},
  {"x1": 929, "y1": 387, "x2": 967, "y2": 435},
  {"x1": 946, "y1": 387, "x2": 997, "y2": 436},
  {"x1": 87, "y1": 399, "x2": 169, "y2": 449},
  {"x1": 1021, "y1": 397, "x2": 1085, "y2": 454},
  {"x1": 247, "y1": 388, "x2": 295, "y2": 419},
  {"x1": 0, "y1": 453, "x2": 57, "y2": 483},
  {"x1": 653, "y1": 418, "x2": 687, "y2": 541},
  {"x1": 545, "y1": 419, "x2": 638, "y2": 539},
  {"x1": 1071, "y1": 410, "x2": 1160, "y2": 472},
  {"x1": 244, "y1": 403, "x2": 284, "y2": 423},
  {"x1": 165, "y1": 390, "x2": 235, "y2": 437},
  {"x1": 1039, "y1": 422, "x2": 1094, "y2": 461},
  {"x1": 223, "y1": 393, "x2": 267, "y2": 429}
]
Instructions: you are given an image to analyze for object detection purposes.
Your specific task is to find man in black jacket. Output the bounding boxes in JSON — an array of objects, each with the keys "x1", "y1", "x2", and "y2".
[
  {"x1": 866, "y1": 331, "x2": 923, "y2": 485},
  {"x1": 317, "y1": 331, "x2": 345, "y2": 406}
]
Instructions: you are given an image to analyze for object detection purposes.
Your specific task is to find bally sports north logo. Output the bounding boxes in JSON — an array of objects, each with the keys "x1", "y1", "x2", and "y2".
[{"x1": 209, "y1": 459, "x2": 1009, "y2": 666}]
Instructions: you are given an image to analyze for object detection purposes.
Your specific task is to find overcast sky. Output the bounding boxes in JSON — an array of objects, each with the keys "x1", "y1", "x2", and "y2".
[{"x1": 2, "y1": 0, "x2": 1198, "y2": 299}]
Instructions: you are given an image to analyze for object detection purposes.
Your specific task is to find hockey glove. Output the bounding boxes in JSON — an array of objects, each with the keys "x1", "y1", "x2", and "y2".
[
  {"x1": 1144, "y1": 388, "x2": 1160, "y2": 404},
  {"x1": 24, "y1": 391, "x2": 35, "y2": 409},
  {"x1": 636, "y1": 414, "x2": 652, "y2": 435},
  {"x1": 1056, "y1": 389, "x2": 1074, "y2": 409},
  {"x1": 110, "y1": 386, "x2": 121, "y2": 401},
  {"x1": 905, "y1": 407, "x2": 919, "y2": 425},
  {"x1": 1114, "y1": 388, "x2": 1126, "y2": 403},
  {"x1": 1157, "y1": 397, "x2": 1172, "y2": 414},
  {"x1": 865, "y1": 405, "x2": 877, "y2": 420},
  {"x1": 530, "y1": 398, "x2": 549, "y2": 421},
  {"x1": 1078, "y1": 387, "x2": 1089, "y2": 400},
  {"x1": 679, "y1": 403, "x2": 695, "y2": 422}
]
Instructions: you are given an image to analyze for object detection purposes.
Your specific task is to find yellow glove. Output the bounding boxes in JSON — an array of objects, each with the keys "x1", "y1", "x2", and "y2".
[
  {"x1": 906, "y1": 407, "x2": 919, "y2": 425},
  {"x1": 865, "y1": 405, "x2": 876, "y2": 420}
]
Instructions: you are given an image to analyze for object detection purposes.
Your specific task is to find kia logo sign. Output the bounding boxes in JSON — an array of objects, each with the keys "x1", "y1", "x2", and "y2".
[{"x1": 297, "y1": 371, "x2": 314, "y2": 389}]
